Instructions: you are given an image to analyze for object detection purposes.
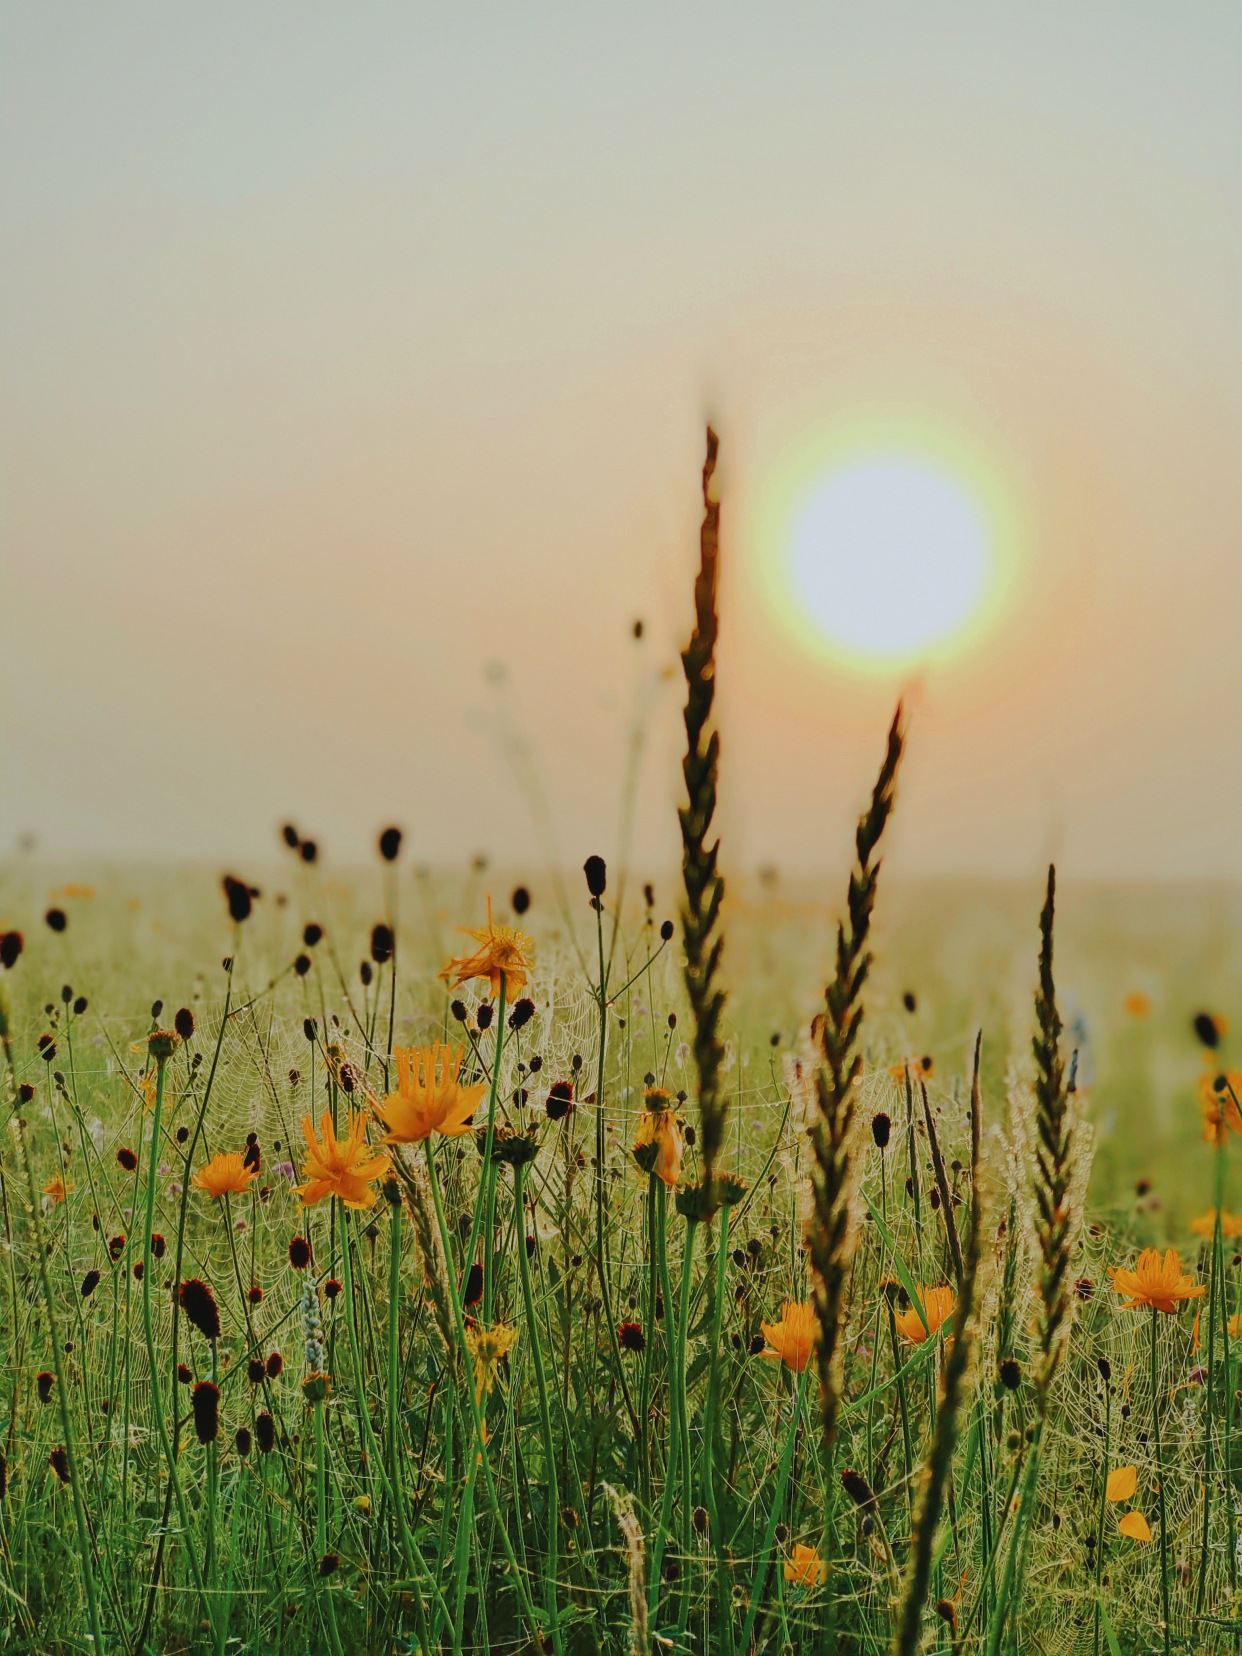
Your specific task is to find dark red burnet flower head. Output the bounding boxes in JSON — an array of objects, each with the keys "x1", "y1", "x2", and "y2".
[
  {"x1": 192, "y1": 1381, "x2": 220, "y2": 1444},
  {"x1": 546, "y1": 1081, "x2": 574, "y2": 1122},
  {"x1": 108, "y1": 1235, "x2": 126, "y2": 1262},
  {"x1": 463, "y1": 1262, "x2": 484, "y2": 1306},
  {"x1": 248, "y1": 1358, "x2": 265, "y2": 1384},
  {"x1": 174, "y1": 1006, "x2": 195, "y2": 1041},
  {"x1": 178, "y1": 1278, "x2": 221, "y2": 1342},
  {"x1": 618, "y1": 1321, "x2": 645, "y2": 1353},
  {"x1": 151, "y1": 1233, "x2": 166, "y2": 1259},
  {"x1": 324, "y1": 1278, "x2": 342, "y2": 1301},
  {"x1": 0, "y1": 931, "x2": 23, "y2": 970},
  {"x1": 80, "y1": 1269, "x2": 100, "y2": 1298},
  {"x1": 266, "y1": 1350, "x2": 283, "y2": 1379},
  {"x1": 177, "y1": 1364, "x2": 192, "y2": 1385},
  {"x1": 248, "y1": 1284, "x2": 263, "y2": 1305},
  {"x1": 116, "y1": 1147, "x2": 138, "y2": 1172},
  {"x1": 36, "y1": 1371, "x2": 54, "y2": 1405},
  {"x1": 255, "y1": 1411, "x2": 276, "y2": 1454},
  {"x1": 289, "y1": 1236, "x2": 311, "y2": 1270},
  {"x1": 243, "y1": 1132, "x2": 261, "y2": 1173},
  {"x1": 48, "y1": 1446, "x2": 70, "y2": 1484}
]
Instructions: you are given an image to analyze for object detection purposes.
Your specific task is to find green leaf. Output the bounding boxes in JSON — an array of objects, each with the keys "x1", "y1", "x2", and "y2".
[{"x1": 862, "y1": 1190, "x2": 929, "y2": 1336}]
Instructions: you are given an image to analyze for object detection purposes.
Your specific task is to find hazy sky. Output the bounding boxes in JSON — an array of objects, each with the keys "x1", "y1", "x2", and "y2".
[{"x1": 3, "y1": 5, "x2": 1240, "y2": 881}]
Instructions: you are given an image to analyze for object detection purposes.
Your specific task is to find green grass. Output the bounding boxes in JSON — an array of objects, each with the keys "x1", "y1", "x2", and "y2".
[{"x1": 0, "y1": 862, "x2": 1237, "y2": 1654}]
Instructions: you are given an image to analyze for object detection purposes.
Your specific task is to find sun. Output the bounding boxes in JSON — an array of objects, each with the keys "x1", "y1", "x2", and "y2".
[{"x1": 787, "y1": 457, "x2": 989, "y2": 665}]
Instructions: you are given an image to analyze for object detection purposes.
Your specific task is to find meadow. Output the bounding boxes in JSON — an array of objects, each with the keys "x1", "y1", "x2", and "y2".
[{"x1": 1, "y1": 438, "x2": 1241, "y2": 1656}]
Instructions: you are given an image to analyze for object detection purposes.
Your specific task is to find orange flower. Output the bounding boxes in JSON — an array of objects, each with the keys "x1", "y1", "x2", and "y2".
[
  {"x1": 783, "y1": 1543, "x2": 827, "y2": 1587},
  {"x1": 376, "y1": 1044, "x2": 486, "y2": 1144},
  {"x1": 295, "y1": 1111, "x2": 390, "y2": 1210},
  {"x1": 1108, "y1": 1247, "x2": 1205, "y2": 1314},
  {"x1": 1229, "y1": 1313, "x2": 1242, "y2": 1340},
  {"x1": 1198, "y1": 1070, "x2": 1242, "y2": 1146},
  {"x1": 633, "y1": 1090, "x2": 685, "y2": 1187},
  {"x1": 192, "y1": 1151, "x2": 257, "y2": 1200},
  {"x1": 1190, "y1": 1208, "x2": 1242, "y2": 1239},
  {"x1": 1123, "y1": 991, "x2": 1152, "y2": 1018},
  {"x1": 888, "y1": 1055, "x2": 934, "y2": 1085},
  {"x1": 439, "y1": 898, "x2": 533, "y2": 1000},
  {"x1": 760, "y1": 1302, "x2": 819, "y2": 1373},
  {"x1": 42, "y1": 1176, "x2": 73, "y2": 1204},
  {"x1": 1105, "y1": 1465, "x2": 1137, "y2": 1502},
  {"x1": 1117, "y1": 1510, "x2": 1151, "y2": 1542},
  {"x1": 893, "y1": 1284, "x2": 956, "y2": 1344}
]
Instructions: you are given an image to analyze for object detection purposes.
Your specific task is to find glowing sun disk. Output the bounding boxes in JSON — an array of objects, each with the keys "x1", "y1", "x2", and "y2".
[{"x1": 788, "y1": 458, "x2": 989, "y2": 661}]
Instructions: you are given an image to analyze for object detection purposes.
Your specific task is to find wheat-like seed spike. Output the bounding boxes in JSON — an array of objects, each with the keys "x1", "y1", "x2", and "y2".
[
  {"x1": 808, "y1": 702, "x2": 905, "y2": 1443},
  {"x1": 678, "y1": 424, "x2": 728, "y2": 1200}
]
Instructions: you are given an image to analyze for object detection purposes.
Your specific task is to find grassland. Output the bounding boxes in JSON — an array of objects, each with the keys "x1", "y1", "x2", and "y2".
[{"x1": 0, "y1": 854, "x2": 1237, "y2": 1655}]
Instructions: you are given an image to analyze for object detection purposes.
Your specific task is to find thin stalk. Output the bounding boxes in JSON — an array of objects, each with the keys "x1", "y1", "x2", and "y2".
[
  {"x1": 701, "y1": 1205, "x2": 734, "y2": 1656},
  {"x1": 1094, "y1": 1378, "x2": 1111, "y2": 1656},
  {"x1": 11, "y1": 1116, "x2": 105, "y2": 1654},
  {"x1": 139, "y1": 1049, "x2": 213, "y2": 1639},
  {"x1": 674, "y1": 1217, "x2": 698, "y2": 1638},
  {"x1": 737, "y1": 1361, "x2": 813, "y2": 1653},
  {"x1": 314, "y1": 1399, "x2": 346, "y2": 1656},
  {"x1": 424, "y1": 1137, "x2": 549, "y2": 1653},
  {"x1": 387, "y1": 1197, "x2": 434, "y2": 1656},
  {"x1": 1152, "y1": 1307, "x2": 1171, "y2": 1656},
  {"x1": 516, "y1": 1162, "x2": 564, "y2": 1656},
  {"x1": 478, "y1": 976, "x2": 507, "y2": 1323},
  {"x1": 648, "y1": 1183, "x2": 679, "y2": 1611},
  {"x1": 1197, "y1": 1148, "x2": 1224, "y2": 1619}
]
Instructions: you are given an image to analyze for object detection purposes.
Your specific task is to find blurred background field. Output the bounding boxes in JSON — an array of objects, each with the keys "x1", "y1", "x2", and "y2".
[{"x1": 5, "y1": 862, "x2": 1238, "y2": 1225}]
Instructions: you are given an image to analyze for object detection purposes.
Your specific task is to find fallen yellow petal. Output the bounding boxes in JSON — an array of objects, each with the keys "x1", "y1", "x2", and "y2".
[
  {"x1": 1106, "y1": 1465, "x2": 1137, "y2": 1503},
  {"x1": 1118, "y1": 1509, "x2": 1152, "y2": 1542}
]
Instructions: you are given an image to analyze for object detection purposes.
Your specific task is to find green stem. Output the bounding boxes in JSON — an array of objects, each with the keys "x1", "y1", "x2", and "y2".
[
  {"x1": 12, "y1": 1115, "x2": 105, "y2": 1654},
  {"x1": 702, "y1": 1205, "x2": 734, "y2": 1656},
  {"x1": 1094, "y1": 1377, "x2": 1110, "y2": 1656},
  {"x1": 516, "y1": 1163, "x2": 564, "y2": 1656},
  {"x1": 1152, "y1": 1307, "x2": 1171, "y2": 1656},
  {"x1": 425, "y1": 1137, "x2": 549, "y2": 1653},
  {"x1": 314, "y1": 1399, "x2": 345, "y2": 1656},
  {"x1": 674, "y1": 1217, "x2": 698, "y2": 1637},
  {"x1": 982, "y1": 1430, "x2": 1043, "y2": 1656},
  {"x1": 140, "y1": 1052, "x2": 213, "y2": 1638},
  {"x1": 737, "y1": 1361, "x2": 813, "y2": 1654},
  {"x1": 479, "y1": 976, "x2": 507, "y2": 1323},
  {"x1": 648, "y1": 1183, "x2": 679, "y2": 1613},
  {"x1": 387, "y1": 1196, "x2": 434, "y2": 1656}
]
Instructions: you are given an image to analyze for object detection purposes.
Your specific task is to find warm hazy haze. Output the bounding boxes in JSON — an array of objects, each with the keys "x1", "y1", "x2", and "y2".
[{"x1": 3, "y1": 6, "x2": 1240, "y2": 880}]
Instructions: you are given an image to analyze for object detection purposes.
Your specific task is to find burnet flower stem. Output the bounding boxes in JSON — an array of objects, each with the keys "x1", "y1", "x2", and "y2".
[
  {"x1": 386, "y1": 1195, "x2": 434, "y2": 1656},
  {"x1": 647, "y1": 1181, "x2": 680, "y2": 1613},
  {"x1": 737, "y1": 1359, "x2": 814, "y2": 1654},
  {"x1": 1151, "y1": 1306, "x2": 1171, "y2": 1656},
  {"x1": 701, "y1": 1203, "x2": 734, "y2": 1656},
  {"x1": 8, "y1": 1100, "x2": 105, "y2": 1654},
  {"x1": 424, "y1": 1135, "x2": 549, "y2": 1653},
  {"x1": 313, "y1": 1398, "x2": 345, "y2": 1656},
  {"x1": 478, "y1": 974, "x2": 507, "y2": 1324},
  {"x1": 515, "y1": 1160, "x2": 563, "y2": 1653},
  {"x1": 140, "y1": 1050, "x2": 213, "y2": 1642},
  {"x1": 1197, "y1": 1140, "x2": 1225, "y2": 1619}
]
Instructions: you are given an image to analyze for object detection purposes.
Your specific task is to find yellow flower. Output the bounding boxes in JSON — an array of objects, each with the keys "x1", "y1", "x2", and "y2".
[
  {"x1": 42, "y1": 1176, "x2": 73, "y2": 1204},
  {"x1": 783, "y1": 1543, "x2": 827, "y2": 1587},
  {"x1": 1118, "y1": 1510, "x2": 1152, "y2": 1542},
  {"x1": 439, "y1": 898, "x2": 533, "y2": 1000},
  {"x1": 464, "y1": 1322, "x2": 519, "y2": 1404},
  {"x1": 376, "y1": 1044, "x2": 485, "y2": 1144},
  {"x1": 1190, "y1": 1209, "x2": 1242, "y2": 1239},
  {"x1": 1108, "y1": 1247, "x2": 1205, "y2": 1314},
  {"x1": 893, "y1": 1284, "x2": 956, "y2": 1344},
  {"x1": 192, "y1": 1151, "x2": 257, "y2": 1200},
  {"x1": 633, "y1": 1089, "x2": 685, "y2": 1187},
  {"x1": 760, "y1": 1302, "x2": 819, "y2": 1373},
  {"x1": 888, "y1": 1055, "x2": 935, "y2": 1085},
  {"x1": 1198, "y1": 1070, "x2": 1242, "y2": 1147},
  {"x1": 294, "y1": 1111, "x2": 390, "y2": 1210},
  {"x1": 1105, "y1": 1465, "x2": 1137, "y2": 1503},
  {"x1": 1230, "y1": 1314, "x2": 1242, "y2": 1340}
]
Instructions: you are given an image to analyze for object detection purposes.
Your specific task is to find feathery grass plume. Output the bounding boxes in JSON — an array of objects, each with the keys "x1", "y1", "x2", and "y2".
[
  {"x1": 604, "y1": 1483, "x2": 649, "y2": 1656},
  {"x1": 808, "y1": 703, "x2": 904, "y2": 1440},
  {"x1": 1032, "y1": 863, "x2": 1073, "y2": 1399},
  {"x1": 893, "y1": 1077, "x2": 984, "y2": 1656},
  {"x1": 678, "y1": 424, "x2": 728, "y2": 1199}
]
